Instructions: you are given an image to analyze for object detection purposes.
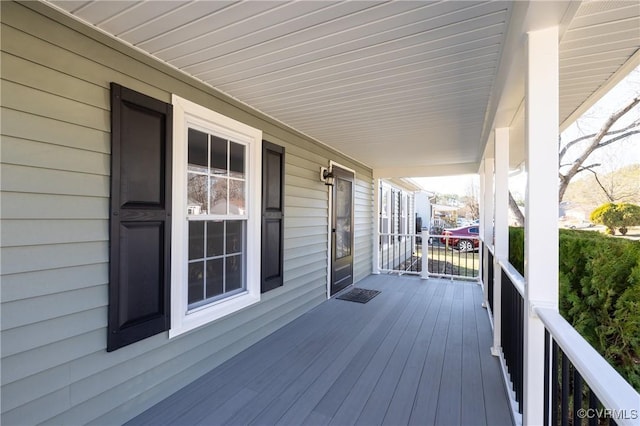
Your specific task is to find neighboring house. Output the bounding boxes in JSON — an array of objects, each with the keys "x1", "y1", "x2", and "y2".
[
  {"x1": 414, "y1": 190, "x2": 433, "y2": 232},
  {"x1": 431, "y1": 204, "x2": 460, "y2": 229},
  {"x1": 1, "y1": 1, "x2": 639, "y2": 425},
  {"x1": 559, "y1": 201, "x2": 592, "y2": 224}
]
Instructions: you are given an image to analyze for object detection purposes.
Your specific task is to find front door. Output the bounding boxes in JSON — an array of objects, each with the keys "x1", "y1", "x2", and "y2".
[{"x1": 331, "y1": 166, "x2": 354, "y2": 295}]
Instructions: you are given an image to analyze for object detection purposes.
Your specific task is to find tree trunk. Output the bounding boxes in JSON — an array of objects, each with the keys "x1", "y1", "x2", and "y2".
[{"x1": 509, "y1": 191, "x2": 525, "y2": 226}]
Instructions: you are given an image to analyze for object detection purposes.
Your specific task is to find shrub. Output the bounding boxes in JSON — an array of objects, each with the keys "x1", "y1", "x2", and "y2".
[
  {"x1": 508, "y1": 227, "x2": 640, "y2": 391},
  {"x1": 590, "y1": 202, "x2": 640, "y2": 235},
  {"x1": 508, "y1": 226, "x2": 524, "y2": 274},
  {"x1": 617, "y1": 203, "x2": 640, "y2": 235}
]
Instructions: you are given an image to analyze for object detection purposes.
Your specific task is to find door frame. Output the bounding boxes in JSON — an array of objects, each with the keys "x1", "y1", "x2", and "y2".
[{"x1": 326, "y1": 161, "x2": 356, "y2": 298}]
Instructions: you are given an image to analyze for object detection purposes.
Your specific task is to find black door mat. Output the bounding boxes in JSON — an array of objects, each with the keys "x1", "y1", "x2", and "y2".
[{"x1": 336, "y1": 288, "x2": 381, "y2": 304}]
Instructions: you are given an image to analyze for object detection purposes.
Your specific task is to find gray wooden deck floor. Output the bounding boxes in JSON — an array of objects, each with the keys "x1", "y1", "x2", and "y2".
[{"x1": 128, "y1": 275, "x2": 513, "y2": 426}]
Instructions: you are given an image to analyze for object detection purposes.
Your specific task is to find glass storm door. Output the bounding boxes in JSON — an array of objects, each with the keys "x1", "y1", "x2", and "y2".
[{"x1": 331, "y1": 166, "x2": 354, "y2": 296}]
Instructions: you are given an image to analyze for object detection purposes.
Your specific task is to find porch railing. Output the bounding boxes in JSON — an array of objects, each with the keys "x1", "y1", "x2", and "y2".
[
  {"x1": 378, "y1": 233, "x2": 420, "y2": 275},
  {"x1": 538, "y1": 308, "x2": 640, "y2": 426},
  {"x1": 377, "y1": 231, "x2": 480, "y2": 280},
  {"x1": 487, "y1": 254, "x2": 640, "y2": 426},
  {"x1": 487, "y1": 246, "x2": 494, "y2": 313},
  {"x1": 499, "y1": 259, "x2": 525, "y2": 417},
  {"x1": 421, "y1": 231, "x2": 479, "y2": 280}
]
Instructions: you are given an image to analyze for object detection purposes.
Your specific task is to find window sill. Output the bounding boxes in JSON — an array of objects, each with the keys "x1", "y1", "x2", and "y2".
[{"x1": 169, "y1": 290, "x2": 260, "y2": 338}]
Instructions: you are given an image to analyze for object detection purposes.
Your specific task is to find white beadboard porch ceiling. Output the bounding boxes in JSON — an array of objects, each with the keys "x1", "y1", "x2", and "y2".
[
  {"x1": 45, "y1": 1, "x2": 639, "y2": 174},
  {"x1": 559, "y1": 1, "x2": 640, "y2": 130}
]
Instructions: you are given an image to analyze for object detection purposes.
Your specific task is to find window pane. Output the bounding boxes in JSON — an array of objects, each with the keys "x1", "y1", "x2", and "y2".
[
  {"x1": 226, "y1": 255, "x2": 243, "y2": 291},
  {"x1": 335, "y1": 178, "x2": 352, "y2": 259},
  {"x1": 187, "y1": 173, "x2": 207, "y2": 215},
  {"x1": 229, "y1": 142, "x2": 245, "y2": 178},
  {"x1": 228, "y1": 179, "x2": 245, "y2": 215},
  {"x1": 188, "y1": 221, "x2": 204, "y2": 260},
  {"x1": 226, "y1": 220, "x2": 243, "y2": 255},
  {"x1": 336, "y1": 218, "x2": 351, "y2": 258},
  {"x1": 206, "y1": 258, "x2": 223, "y2": 297},
  {"x1": 336, "y1": 178, "x2": 352, "y2": 217},
  {"x1": 188, "y1": 261, "x2": 204, "y2": 305},
  {"x1": 381, "y1": 188, "x2": 389, "y2": 218},
  {"x1": 188, "y1": 129, "x2": 208, "y2": 173},
  {"x1": 210, "y1": 177, "x2": 228, "y2": 214},
  {"x1": 206, "y1": 221, "x2": 224, "y2": 257},
  {"x1": 210, "y1": 135, "x2": 227, "y2": 175}
]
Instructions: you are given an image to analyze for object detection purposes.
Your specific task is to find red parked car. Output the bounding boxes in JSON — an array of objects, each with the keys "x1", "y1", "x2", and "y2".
[{"x1": 440, "y1": 225, "x2": 480, "y2": 251}]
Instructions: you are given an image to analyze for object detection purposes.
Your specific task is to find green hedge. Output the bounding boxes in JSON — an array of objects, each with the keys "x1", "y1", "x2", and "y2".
[{"x1": 508, "y1": 227, "x2": 640, "y2": 391}]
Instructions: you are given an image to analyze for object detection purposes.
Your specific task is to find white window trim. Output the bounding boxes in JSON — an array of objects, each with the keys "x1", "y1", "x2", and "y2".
[
  {"x1": 170, "y1": 95, "x2": 262, "y2": 338},
  {"x1": 380, "y1": 183, "x2": 391, "y2": 239}
]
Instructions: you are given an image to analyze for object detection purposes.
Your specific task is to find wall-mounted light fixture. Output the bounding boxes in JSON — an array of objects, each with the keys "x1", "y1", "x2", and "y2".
[{"x1": 320, "y1": 167, "x2": 335, "y2": 186}]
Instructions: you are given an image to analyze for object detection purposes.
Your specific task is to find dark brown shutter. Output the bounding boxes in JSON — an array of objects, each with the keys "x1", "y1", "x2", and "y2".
[
  {"x1": 261, "y1": 141, "x2": 285, "y2": 293},
  {"x1": 108, "y1": 83, "x2": 172, "y2": 351}
]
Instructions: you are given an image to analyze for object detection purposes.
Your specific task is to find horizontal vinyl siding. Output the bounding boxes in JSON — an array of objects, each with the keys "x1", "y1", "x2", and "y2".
[
  {"x1": 0, "y1": 2, "x2": 374, "y2": 425},
  {"x1": 280, "y1": 148, "x2": 330, "y2": 292},
  {"x1": 354, "y1": 175, "x2": 374, "y2": 282},
  {"x1": 1, "y1": 263, "x2": 109, "y2": 302},
  {"x1": 1, "y1": 107, "x2": 111, "y2": 154}
]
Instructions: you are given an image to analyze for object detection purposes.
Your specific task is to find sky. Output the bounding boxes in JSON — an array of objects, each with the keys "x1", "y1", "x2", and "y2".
[
  {"x1": 412, "y1": 174, "x2": 479, "y2": 196},
  {"x1": 413, "y1": 65, "x2": 640, "y2": 197}
]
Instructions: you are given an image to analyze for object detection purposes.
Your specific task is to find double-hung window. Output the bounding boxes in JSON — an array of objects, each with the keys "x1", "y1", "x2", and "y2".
[{"x1": 171, "y1": 95, "x2": 262, "y2": 337}]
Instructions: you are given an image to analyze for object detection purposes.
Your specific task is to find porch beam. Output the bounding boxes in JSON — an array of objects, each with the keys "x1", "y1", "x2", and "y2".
[
  {"x1": 491, "y1": 127, "x2": 509, "y2": 356},
  {"x1": 523, "y1": 26, "x2": 560, "y2": 426}
]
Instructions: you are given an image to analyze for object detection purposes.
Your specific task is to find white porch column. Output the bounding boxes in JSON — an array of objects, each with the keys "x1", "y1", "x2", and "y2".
[
  {"x1": 479, "y1": 159, "x2": 486, "y2": 295},
  {"x1": 524, "y1": 26, "x2": 560, "y2": 426},
  {"x1": 481, "y1": 157, "x2": 495, "y2": 307},
  {"x1": 492, "y1": 128, "x2": 509, "y2": 356},
  {"x1": 373, "y1": 178, "x2": 381, "y2": 274}
]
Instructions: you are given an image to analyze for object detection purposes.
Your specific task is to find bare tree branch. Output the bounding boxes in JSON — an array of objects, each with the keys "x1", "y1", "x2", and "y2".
[
  {"x1": 560, "y1": 162, "x2": 601, "y2": 169},
  {"x1": 583, "y1": 168, "x2": 614, "y2": 202},
  {"x1": 575, "y1": 163, "x2": 601, "y2": 173},
  {"x1": 515, "y1": 92, "x2": 638, "y2": 221},
  {"x1": 559, "y1": 96, "x2": 640, "y2": 202},
  {"x1": 567, "y1": 163, "x2": 602, "y2": 185},
  {"x1": 559, "y1": 118, "x2": 640, "y2": 161},
  {"x1": 598, "y1": 129, "x2": 640, "y2": 149}
]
